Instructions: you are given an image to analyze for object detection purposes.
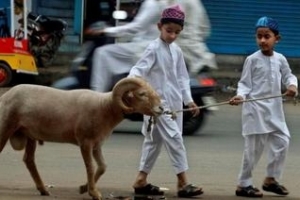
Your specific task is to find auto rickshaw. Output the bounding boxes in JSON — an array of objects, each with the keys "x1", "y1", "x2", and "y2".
[{"x1": 0, "y1": 0, "x2": 38, "y2": 87}]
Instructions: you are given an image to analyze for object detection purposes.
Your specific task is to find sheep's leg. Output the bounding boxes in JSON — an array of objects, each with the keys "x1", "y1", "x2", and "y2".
[
  {"x1": 80, "y1": 142, "x2": 102, "y2": 200},
  {"x1": 23, "y1": 139, "x2": 49, "y2": 196},
  {"x1": 93, "y1": 146, "x2": 107, "y2": 184},
  {"x1": 79, "y1": 146, "x2": 106, "y2": 194}
]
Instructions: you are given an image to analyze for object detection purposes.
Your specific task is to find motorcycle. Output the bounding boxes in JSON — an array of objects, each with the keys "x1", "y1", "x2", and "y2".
[
  {"x1": 15, "y1": 12, "x2": 67, "y2": 67},
  {"x1": 52, "y1": 21, "x2": 217, "y2": 136}
]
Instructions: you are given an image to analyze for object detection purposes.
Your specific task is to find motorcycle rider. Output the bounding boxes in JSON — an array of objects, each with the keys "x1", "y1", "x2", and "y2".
[
  {"x1": 89, "y1": 0, "x2": 217, "y2": 92},
  {"x1": 89, "y1": 0, "x2": 167, "y2": 92}
]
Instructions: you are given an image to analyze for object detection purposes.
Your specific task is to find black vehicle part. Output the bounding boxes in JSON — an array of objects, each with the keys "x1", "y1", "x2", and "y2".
[
  {"x1": 29, "y1": 34, "x2": 62, "y2": 67},
  {"x1": 26, "y1": 12, "x2": 67, "y2": 67},
  {"x1": 182, "y1": 95, "x2": 207, "y2": 136}
]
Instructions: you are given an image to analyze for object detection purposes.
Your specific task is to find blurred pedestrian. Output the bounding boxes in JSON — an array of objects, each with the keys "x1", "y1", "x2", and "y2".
[
  {"x1": 128, "y1": 5, "x2": 203, "y2": 197},
  {"x1": 89, "y1": 0, "x2": 217, "y2": 92},
  {"x1": 90, "y1": 0, "x2": 167, "y2": 92},
  {"x1": 170, "y1": 0, "x2": 217, "y2": 76},
  {"x1": 229, "y1": 16, "x2": 298, "y2": 198}
]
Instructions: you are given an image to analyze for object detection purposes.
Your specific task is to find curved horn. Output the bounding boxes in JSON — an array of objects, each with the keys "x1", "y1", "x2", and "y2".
[{"x1": 112, "y1": 77, "x2": 145, "y2": 111}]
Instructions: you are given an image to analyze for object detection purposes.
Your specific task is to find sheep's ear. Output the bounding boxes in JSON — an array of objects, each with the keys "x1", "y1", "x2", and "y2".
[
  {"x1": 122, "y1": 91, "x2": 134, "y2": 113},
  {"x1": 127, "y1": 91, "x2": 134, "y2": 98}
]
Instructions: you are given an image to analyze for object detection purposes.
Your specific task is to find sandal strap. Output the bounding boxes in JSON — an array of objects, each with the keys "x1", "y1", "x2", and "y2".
[
  {"x1": 177, "y1": 184, "x2": 203, "y2": 197},
  {"x1": 134, "y1": 183, "x2": 164, "y2": 195},
  {"x1": 236, "y1": 185, "x2": 263, "y2": 197},
  {"x1": 262, "y1": 182, "x2": 289, "y2": 195}
]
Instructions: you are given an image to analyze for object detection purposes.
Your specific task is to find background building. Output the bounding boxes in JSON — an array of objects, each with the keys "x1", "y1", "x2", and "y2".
[
  {"x1": 203, "y1": 0, "x2": 300, "y2": 58},
  {"x1": 28, "y1": 0, "x2": 300, "y2": 58}
]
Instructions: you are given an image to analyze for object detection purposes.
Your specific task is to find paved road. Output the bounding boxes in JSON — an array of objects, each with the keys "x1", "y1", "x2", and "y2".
[{"x1": 0, "y1": 88, "x2": 299, "y2": 200}]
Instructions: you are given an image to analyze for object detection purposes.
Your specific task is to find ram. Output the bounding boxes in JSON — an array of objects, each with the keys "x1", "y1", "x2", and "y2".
[{"x1": 0, "y1": 77, "x2": 163, "y2": 200}]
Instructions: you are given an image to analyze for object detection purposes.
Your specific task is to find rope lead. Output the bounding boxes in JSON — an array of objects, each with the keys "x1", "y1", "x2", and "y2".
[{"x1": 164, "y1": 94, "x2": 289, "y2": 119}]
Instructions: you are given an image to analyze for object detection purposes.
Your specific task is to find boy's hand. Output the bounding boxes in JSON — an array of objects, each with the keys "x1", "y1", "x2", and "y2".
[
  {"x1": 284, "y1": 85, "x2": 298, "y2": 97},
  {"x1": 229, "y1": 95, "x2": 244, "y2": 106},
  {"x1": 187, "y1": 102, "x2": 200, "y2": 117}
]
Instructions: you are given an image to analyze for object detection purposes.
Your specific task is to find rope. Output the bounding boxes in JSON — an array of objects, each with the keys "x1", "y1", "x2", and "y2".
[
  {"x1": 164, "y1": 94, "x2": 287, "y2": 118},
  {"x1": 147, "y1": 94, "x2": 296, "y2": 134}
]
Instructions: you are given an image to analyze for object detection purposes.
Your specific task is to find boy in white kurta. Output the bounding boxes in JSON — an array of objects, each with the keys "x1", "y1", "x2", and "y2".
[
  {"x1": 128, "y1": 5, "x2": 203, "y2": 198},
  {"x1": 230, "y1": 16, "x2": 298, "y2": 198}
]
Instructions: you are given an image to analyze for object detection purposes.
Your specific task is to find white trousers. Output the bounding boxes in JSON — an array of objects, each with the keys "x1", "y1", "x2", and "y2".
[
  {"x1": 139, "y1": 115, "x2": 188, "y2": 175},
  {"x1": 238, "y1": 132, "x2": 290, "y2": 187}
]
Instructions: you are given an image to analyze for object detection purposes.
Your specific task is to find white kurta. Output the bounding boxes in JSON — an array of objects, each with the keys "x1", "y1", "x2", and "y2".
[
  {"x1": 129, "y1": 38, "x2": 194, "y2": 174},
  {"x1": 129, "y1": 38, "x2": 193, "y2": 136},
  {"x1": 237, "y1": 50, "x2": 298, "y2": 137}
]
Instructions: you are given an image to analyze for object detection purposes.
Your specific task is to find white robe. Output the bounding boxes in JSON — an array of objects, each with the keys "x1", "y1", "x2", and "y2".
[
  {"x1": 170, "y1": 0, "x2": 218, "y2": 74},
  {"x1": 129, "y1": 38, "x2": 193, "y2": 137},
  {"x1": 237, "y1": 50, "x2": 298, "y2": 137},
  {"x1": 129, "y1": 38, "x2": 193, "y2": 174}
]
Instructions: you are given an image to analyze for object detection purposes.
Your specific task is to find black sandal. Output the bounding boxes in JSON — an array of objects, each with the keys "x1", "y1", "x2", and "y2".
[
  {"x1": 134, "y1": 184, "x2": 164, "y2": 195},
  {"x1": 262, "y1": 182, "x2": 289, "y2": 195},
  {"x1": 235, "y1": 185, "x2": 263, "y2": 198},
  {"x1": 177, "y1": 184, "x2": 203, "y2": 198}
]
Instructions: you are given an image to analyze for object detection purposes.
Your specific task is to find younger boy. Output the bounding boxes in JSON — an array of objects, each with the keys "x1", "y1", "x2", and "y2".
[{"x1": 129, "y1": 4, "x2": 203, "y2": 198}]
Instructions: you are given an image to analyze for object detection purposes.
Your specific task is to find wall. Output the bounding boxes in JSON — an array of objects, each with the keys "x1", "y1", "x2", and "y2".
[{"x1": 203, "y1": 0, "x2": 300, "y2": 58}]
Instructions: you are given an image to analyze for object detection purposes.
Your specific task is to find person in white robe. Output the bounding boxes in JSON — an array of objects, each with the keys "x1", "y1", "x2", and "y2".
[
  {"x1": 89, "y1": 0, "x2": 217, "y2": 92},
  {"x1": 89, "y1": 0, "x2": 167, "y2": 92},
  {"x1": 170, "y1": 0, "x2": 217, "y2": 75},
  {"x1": 128, "y1": 5, "x2": 203, "y2": 198},
  {"x1": 230, "y1": 16, "x2": 298, "y2": 198}
]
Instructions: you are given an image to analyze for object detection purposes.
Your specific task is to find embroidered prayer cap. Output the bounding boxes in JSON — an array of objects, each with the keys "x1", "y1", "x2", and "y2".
[
  {"x1": 255, "y1": 16, "x2": 279, "y2": 34},
  {"x1": 161, "y1": 4, "x2": 185, "y2": 26}
]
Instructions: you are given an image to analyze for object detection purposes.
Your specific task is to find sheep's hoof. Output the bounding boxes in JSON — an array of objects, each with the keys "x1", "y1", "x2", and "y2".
[
  {"x1": 92, "y1": 196, "x2": 102, "y2": 200},
  {"x1": 79, "y1": 184, "x2": 88, "y2": 194},
  {"x1": 90, "y1": 190, "x2": 102, "y2": 200},
  {"x1": 37, "y1": 186, "x2": 50, "y2": 196},
  {"x1": 40, "y1": 190, "x2": 50, "y2": 196}
]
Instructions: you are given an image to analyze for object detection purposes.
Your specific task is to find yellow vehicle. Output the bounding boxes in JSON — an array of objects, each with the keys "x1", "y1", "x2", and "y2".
[
  {"x1": 0, "y1": 0, "x2": 38, "y2": 87},
  {"x1": 0, "y1": 38, "x2": 38, "y2": 86}
]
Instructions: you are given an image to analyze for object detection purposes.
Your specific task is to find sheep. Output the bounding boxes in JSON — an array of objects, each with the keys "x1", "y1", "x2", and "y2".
[{"x1": 0, "y1": 77, "x2": 163, "y2": 200}]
